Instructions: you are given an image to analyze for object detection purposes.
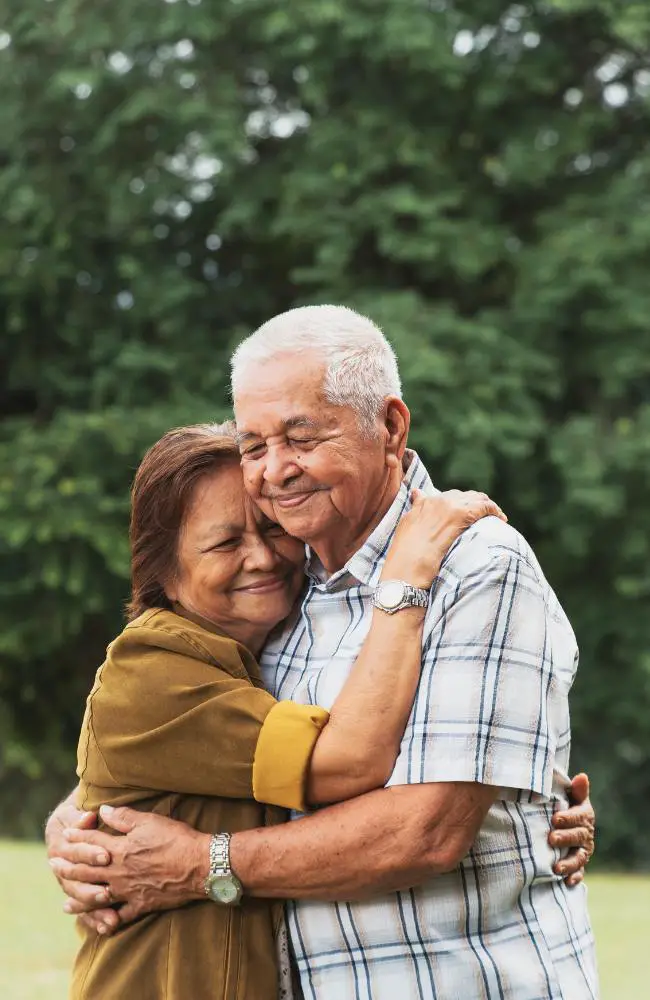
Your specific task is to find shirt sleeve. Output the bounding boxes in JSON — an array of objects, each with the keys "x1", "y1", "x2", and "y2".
[
  {"x1": 77, "y1": 639, "x2": 329, "y2": 812},
  {"x1": 386, "y1": 551, "x2": 570, "y2": 797}
]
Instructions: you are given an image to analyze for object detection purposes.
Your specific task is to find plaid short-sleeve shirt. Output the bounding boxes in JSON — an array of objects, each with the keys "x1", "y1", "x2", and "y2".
[{"x1": 261, "y1": 451, "x2": 598, "y2": 1000}]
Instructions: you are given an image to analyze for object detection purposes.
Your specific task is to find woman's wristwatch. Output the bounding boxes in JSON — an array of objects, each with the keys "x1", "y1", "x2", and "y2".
[
  {"x1": 204, "y1": 833, "x2": 243, "y2": 905},
  {"x1": 372, "y1": 579, "x2": 429, "y2": 614}
]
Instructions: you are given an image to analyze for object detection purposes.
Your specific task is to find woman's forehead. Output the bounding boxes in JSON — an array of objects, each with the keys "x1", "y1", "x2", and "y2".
[
  {"x1": 186, "y1": 469, "x2": 270, "y2": 529},
  {"x1": 186, "y1": 464, "x2": 244, "y2": 514}
]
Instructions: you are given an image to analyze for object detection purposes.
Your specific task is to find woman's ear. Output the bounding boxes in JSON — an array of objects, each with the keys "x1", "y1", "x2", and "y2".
[
  {"x1": 163, "y1": 574, "x2": 179, "y2": 603},
  {"x1": 383, "y1": 397, "x2": 411, "y2": 468}
]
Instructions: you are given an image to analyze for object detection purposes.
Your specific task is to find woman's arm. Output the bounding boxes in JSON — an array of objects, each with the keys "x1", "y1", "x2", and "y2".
[
  {"x1": 77, "y1": 491, "x2": 502, "y2": 815},
  {"x1": 306, "y1": 489, "x2": 505, "y2": 804}
]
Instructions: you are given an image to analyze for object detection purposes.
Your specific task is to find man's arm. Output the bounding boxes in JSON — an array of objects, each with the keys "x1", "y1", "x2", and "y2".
[
  {"x1": 241, "y1": 772, "x2": 594, "y2": 898},
  {"x1": 231, "y1": 781, "x2": 498, "y2": 899},
  {"x1": 49, "y1": 773, "x2": 594, "y2": 931},
  {"x1": 52, "y1": 781, "x2": 495, "y2": 924}
]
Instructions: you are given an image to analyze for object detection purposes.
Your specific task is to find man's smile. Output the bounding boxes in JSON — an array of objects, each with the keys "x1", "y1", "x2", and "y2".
[{"x1": 274, "y1": 491, "x2": 318, "y2": 509}]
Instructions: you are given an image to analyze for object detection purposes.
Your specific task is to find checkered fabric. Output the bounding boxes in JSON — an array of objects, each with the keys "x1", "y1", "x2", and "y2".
[{"x1": 261, "y1": 451, "x2": 598, "y2": 1000}]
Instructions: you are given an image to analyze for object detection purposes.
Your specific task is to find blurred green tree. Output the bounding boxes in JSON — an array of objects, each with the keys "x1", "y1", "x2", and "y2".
[{"x1": 1, "y1": 0, "x2": 649, "y2": 862}]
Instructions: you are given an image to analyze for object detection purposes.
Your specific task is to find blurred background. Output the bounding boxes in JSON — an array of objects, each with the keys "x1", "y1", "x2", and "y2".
[{"x1": 1, "y1": 0, "x2": 649, "y2": 996}]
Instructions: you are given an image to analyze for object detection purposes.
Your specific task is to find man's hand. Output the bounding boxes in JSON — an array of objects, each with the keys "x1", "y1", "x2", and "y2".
[
  {"x1": 548, "y1": 772, "x2": 595, "y2": 887},
  {"x1": 47, "y1": 804, "x2": 210, "y2": 934}
]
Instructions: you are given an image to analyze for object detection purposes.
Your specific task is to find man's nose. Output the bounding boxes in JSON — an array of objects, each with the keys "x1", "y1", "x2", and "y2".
[{"x1": 262, "y1": 444, "x2": 301, "y2": 487}]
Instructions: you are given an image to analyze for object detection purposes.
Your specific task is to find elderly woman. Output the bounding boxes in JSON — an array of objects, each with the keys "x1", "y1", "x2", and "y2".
[{"x1": 67, "y1": 421, "x2": 505, "y2": 999}]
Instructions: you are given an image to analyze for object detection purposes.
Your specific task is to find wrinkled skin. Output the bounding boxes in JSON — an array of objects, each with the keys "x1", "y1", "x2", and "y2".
[{"x1": 46, "y1": 773, "x2": 595, "y2": 936}]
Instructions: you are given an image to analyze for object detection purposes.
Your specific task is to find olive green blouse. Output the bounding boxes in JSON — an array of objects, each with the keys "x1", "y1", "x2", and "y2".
[{"x1": 71, "y1": 607, "x2": 329, "y2": 1000}]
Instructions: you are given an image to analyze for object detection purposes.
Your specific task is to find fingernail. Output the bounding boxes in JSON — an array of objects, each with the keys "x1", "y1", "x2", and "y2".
[
  {"x1": 48, "y1": 859, "x2": 60, "y2": 869},
  {"x1": 97, "y1": 853, "x2": 109, "y2": 865},
  {"x1": 95, "y1": 891, "x2": 108, "y2": 904},
  {"x1": 63, "y1": 902, "x2": 73, "y2": 914},
  {"x1": 99, "y1": 805, "x2": 114, "y2": 818},
  {"x1": 98, "y1": 923, "x2": 107, "y2": 935}
]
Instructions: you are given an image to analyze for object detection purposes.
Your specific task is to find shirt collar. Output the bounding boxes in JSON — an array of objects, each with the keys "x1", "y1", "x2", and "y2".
[{"x1": 304, "y1": 449, "x2": 436, "y2": 590}]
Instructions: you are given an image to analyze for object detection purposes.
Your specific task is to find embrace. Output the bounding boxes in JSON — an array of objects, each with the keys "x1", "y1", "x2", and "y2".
[{"x1": 47, "y1": 306, "x2": 598, "y2": 999}]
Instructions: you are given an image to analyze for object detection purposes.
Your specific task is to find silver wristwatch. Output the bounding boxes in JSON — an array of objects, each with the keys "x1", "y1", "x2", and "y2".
[
  {"x1": 204, "y1": 833, "x2": 243, "y2": 906},
  {"x1": 372, "y1": 579, "x2": 429, "y2": 614}
]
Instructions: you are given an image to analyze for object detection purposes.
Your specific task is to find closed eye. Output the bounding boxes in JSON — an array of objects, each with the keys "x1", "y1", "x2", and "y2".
[
  {"x1": 288, "y1": 437, "x2": 317, "y2": 448},
  {"x1": 205, "y1": 536, "x2": 240, "y2": 552}
]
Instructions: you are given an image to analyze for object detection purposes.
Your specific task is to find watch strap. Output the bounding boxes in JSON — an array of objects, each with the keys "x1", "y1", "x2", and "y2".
[
  {"x1": 207, "y1": 833, "x2": 232, "y2": 884},
  {"x1": 401, "y1": 583, "x2": 429, "y2": 608}
]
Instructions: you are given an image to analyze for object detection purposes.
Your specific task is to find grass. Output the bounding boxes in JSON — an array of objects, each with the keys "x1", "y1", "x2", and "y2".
[
  {"x1": 1, "y1": 840, "x2": 78, "y2": 1000},
  {"x1": 1, "y1": 840, "x2": 648, "y2": 998}
]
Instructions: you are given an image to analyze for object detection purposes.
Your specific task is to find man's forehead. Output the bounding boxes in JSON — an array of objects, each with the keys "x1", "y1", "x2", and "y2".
[{"x1": 233, "y1": 352, "x2": 326, "y2": 405}]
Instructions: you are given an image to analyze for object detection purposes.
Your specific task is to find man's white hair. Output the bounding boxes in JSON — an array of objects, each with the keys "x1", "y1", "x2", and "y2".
[{"x1": 230, "y1": 304, "x2": 402, "y2": 432}]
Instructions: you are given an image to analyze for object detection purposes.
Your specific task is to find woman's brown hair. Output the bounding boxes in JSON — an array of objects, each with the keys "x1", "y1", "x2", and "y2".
[{"x1": 126, "y1": 421, "x2": 240, "y2": 620}]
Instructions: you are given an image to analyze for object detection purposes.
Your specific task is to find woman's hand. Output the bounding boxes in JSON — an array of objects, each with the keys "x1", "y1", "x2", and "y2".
[
  {"x1": 549, "y1": 772, "x2": 596, "y2": 886},
  {"x1": 45, "y1": 792, "x2": 118, "y2": 933},
  {"x1": 382, "y1": 489, "x2": 507, "y2": 590}
]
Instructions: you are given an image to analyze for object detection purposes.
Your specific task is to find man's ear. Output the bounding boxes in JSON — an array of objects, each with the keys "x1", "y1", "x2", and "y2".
[{"x1": 383, "y1": 398, "x2": 411, "y2": 469}]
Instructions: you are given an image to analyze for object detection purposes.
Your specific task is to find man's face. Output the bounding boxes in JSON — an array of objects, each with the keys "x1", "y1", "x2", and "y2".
[{"x1": 233, "y1": 354, "x2": 393, "y2": 549}]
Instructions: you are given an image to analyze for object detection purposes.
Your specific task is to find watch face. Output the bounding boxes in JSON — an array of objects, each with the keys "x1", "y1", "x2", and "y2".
[
  {"x1": 378, "y1": 580, "x2": 406, "y2": 609},
  {"x1": 206, "y1": 874, "x2": 241, "y2": 905}
]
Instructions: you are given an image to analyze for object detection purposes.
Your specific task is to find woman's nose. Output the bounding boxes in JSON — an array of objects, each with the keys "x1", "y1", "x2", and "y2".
[{"x1": 244, "y1": 536, "x2": 280, "y2": 572}]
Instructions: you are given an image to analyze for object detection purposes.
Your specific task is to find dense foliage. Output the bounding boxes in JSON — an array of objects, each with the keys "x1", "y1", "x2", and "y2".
[{"x1": 1, "y1": 0, "x2": 649, "y2": 864}]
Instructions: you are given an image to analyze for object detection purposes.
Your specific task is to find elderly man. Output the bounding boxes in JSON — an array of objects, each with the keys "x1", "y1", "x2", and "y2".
[{"x1": 48, "y1": 306, "x2": 597, "y2": 999}]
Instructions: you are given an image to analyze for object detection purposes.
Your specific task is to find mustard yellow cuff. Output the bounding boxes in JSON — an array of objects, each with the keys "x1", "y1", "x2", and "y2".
[{"x1": 252, "y1": 700, "x2": 329, "y2": 812}]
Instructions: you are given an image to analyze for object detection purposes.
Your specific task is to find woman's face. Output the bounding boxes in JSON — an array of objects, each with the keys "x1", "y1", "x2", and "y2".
[{"x1": 165, "y1": 460, "x2": 306, "y2": 652}]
